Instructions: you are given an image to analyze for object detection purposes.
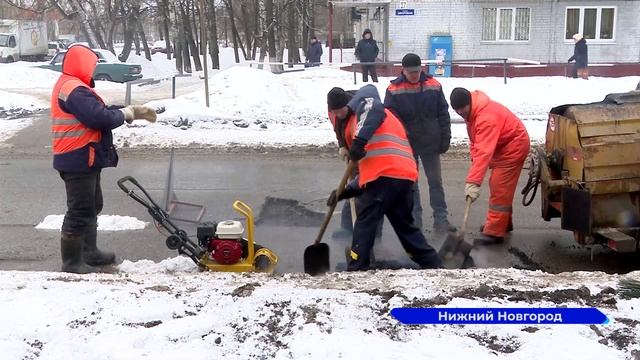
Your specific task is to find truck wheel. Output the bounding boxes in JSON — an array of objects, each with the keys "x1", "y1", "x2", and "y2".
[
  {"x1": 95, "y1": 74, "x2": 112, "y2": 81},
  {"x1": 6, "y1": 56, "x2": 14, "y2": 63}
]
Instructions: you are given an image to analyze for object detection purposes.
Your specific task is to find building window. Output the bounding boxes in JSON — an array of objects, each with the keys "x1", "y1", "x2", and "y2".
[
  {"x1": 482, "y1": 7, "x2": 530, "y2": 42},
  {"x1": 565, "y1": 7, "x2": 615, "y2": 41}
]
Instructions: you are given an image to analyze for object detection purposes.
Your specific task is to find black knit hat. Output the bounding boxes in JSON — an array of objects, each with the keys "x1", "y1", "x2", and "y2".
[
  {"x1": 327, "y1": 87, "x2": 351, "y2": 110},
  {"x1": 402, "y1": 53, "x2": 422, "y2": 72},
  {"x1": 450, "y1": 87, "x2": 472, "y2": 110}
]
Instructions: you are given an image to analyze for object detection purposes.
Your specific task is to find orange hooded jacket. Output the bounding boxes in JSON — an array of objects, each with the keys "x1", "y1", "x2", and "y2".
[{"x1": 465, "y1": 91, "x2": 530, "y2": 185}]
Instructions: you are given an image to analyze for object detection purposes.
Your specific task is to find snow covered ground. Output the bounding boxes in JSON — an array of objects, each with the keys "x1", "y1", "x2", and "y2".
[
  {"x1": 116, "y1": 68, "x2": 637, "y2": 148},
  {"x1": 0, "y1": 48, "x2": 638, "y2": 149},
  {"x1": 1, "y1": 264, "x2": 638, "y2": 359}
]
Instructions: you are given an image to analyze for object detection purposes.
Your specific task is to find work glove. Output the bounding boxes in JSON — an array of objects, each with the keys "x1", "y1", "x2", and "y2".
[
  {"x1": 326, "y1": 178, "x2": 362, "y2": 207},
  {"x1": 338, "y1": 146, "x2": 349, "y2": 161},
  {"x1": 120, "y1": 105, "x2": 157, "y2": 124},
  {"x1": 349, "y1": 137, "x2": 367, "y2": 161},
  {"x1": 465, "y1": 183, "x2": 481, "y2": 202}
]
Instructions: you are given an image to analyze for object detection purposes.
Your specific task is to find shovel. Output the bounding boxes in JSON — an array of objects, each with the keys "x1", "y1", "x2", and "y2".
[
  {"x1": 438, "y1": 196, "x2": 474, "y2": 268},
  {"x1": 304, "y1": 160, "x2": 356, "y2": 275}
]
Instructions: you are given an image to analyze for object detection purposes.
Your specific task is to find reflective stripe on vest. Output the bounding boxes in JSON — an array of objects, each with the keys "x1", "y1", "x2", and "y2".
[
  {"x1": 51, "y1": 75, "x2": 101, "y2": 155},
  {"x1": 345, "y1": 109, "x2": 418, "y2": 186},
  {"x1": 387, "y1": 80, "x2": 441, "y2": 96}
]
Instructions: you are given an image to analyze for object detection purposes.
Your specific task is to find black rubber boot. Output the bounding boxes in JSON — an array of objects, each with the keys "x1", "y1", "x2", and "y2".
[
  {"x1": 61, "y1": 233, "x2": 98, "y2": 274},
  {"x1": 83, "y1": 222, "x2": 115, "y2": 266},
  {"x1": 473, "y1": 233, "x2": 505, "y2": 246}
]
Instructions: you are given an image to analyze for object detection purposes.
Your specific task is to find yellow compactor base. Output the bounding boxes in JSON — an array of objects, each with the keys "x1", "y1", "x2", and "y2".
[{"x1": 198, "y1": 200, "x2": 278, "y2": 273}]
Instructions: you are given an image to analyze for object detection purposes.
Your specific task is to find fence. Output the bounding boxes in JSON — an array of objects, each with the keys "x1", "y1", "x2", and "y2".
[{"x1": 124, "y1": 74, "x2": 192, "y2": 106}]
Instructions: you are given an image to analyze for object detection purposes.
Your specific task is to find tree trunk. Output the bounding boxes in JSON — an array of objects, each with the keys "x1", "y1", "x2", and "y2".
[
  {"x1": 137, "y1": 21, "x2": 152, "y2": 61},
  {"x1": 265, "y1": 0, "x2": 278, "y2": 72},
  {"x1": 286, "y1": 2, "x2": 300, "y2": 67},
  {"x1": 67, "y1": 0, "x2": 99, "y2": 47},
  {"x1": 162, "y1": 0, "x2": 172, "y2": 59},
  {"x1": 207, "y1": 0, "x2": 220, "y2": 69},
  {"x1": 175, "y1": 36, "x2": 183, "y2": 73},
  {"x1": 240, "y1": 1, "x2": 252, "y2": 59},
  {"x1": 302, "y1": 0, "x2": 309, "y2": 58},
  {"x1": 223, "y1": 0, "x2": 240, "y2": 63},
  {"x1": 178, "y1": 3, "x2": 193, "y2": 73},
  {"x1": 191, "y1": 0, "x2": 199, "y2": 47},
  {"x1": 107, "y1": 21, "x2": 117, "y2": 54},
  {"x1": 181, "y1": 2, "x2": 202, "y2": 71},
  {"x1": 119, "y1": 19, "x2": 134, "y2": 62},
  {"x1": 134, "y1": 31, "x2": 141, "y2": 55},
  {"x1": 92, "y1": 21, "x2": 107, "y2": 49},
  {"x1": 274, "y1": 3, "x2": 285, "y2": 73},
  {"x1": 251, "y1": 0, "x2": 259, "y2": 60}
]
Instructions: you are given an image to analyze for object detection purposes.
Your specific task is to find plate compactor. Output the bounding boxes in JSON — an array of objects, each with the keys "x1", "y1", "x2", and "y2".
[{"x1": 117, "y1": 176, "x2": 278, "y2": 273}]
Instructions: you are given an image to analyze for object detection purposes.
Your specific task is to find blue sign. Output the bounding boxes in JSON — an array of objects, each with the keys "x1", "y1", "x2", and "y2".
[
  {"x1": 391, "y1": 307, "x2": 609, "y2": 325},
  {"x1": 395, "y1": 9, "x2": 415, "y2": 16}
]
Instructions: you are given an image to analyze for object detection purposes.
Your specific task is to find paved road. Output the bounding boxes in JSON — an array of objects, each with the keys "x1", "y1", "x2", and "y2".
[{"x1": 1, "y1": 114, "x2": 638, "y2": 274}]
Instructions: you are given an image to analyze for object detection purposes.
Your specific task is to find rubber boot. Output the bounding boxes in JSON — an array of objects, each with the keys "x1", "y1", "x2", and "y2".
[
  {"x1": 83, "y1": 222, "x2": 115, "y2": 266},
  {"x1": 61, "y1": 233, "x2": 98, "y2": 274}
]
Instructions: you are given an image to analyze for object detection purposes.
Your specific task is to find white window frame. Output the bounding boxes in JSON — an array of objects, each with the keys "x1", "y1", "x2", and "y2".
[
  {"x1": 481, "y1": 7, "x2": 531, "y2": 43},
  {"x1": 564, "y1": 6, "x2": 616, "y2": 43}
]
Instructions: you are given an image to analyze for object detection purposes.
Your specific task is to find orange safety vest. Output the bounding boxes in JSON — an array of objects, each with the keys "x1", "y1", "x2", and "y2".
[
  {"x1": 344, "y1": 109, "x2": 418, "y2": 187},
  {"x1": 51, "y1": 74, "x2": 102, "y2": 166}
]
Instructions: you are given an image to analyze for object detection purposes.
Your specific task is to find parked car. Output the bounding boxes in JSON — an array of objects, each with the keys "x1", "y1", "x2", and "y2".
[
  {"x1": 150, "y1": 40, "x2": 172, "y2": 54},
  {"x1": 47, "y1": 41, "x2": 65, "y2": 59},
  {"x1": 38, "y1": 47, "x2": 143, "y2": 83}
]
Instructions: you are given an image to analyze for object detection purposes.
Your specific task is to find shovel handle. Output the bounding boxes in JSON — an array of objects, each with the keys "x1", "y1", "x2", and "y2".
[
  {"x1": 460, "y1": 196, "x2": 473, "y2": 237},
  {"x1": 347, "y1": 158, "x2": 357, "y2": 226},
  {"x1": 314, "y1": 160, "x2": 357, "y2": 245}
]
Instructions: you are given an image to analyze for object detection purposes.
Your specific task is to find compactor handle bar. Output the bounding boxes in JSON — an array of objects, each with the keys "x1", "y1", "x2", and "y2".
[{"x1": 117, "y1": 176, "x2": 205, "y2": 265}]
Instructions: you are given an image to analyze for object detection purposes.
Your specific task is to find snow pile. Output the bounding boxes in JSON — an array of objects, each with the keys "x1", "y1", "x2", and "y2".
[
  {"x1": 118, "y1": 257, "x2": 200, "y2": 274},
  {"x1": 35, "y1": 214, "x2": 147, "y2": 231},
  {"x1": 0, "y1": 267, "x2": 638, "y2": 359},
  {"x1": 126, "y1": 52, "x2": 178, "y2": 79},
  {"x1": 0, "y1": 62, "x2": 60, "y2": 89},
  {"x1": 114, "y1": 67, "x2": 638, "y2": 148},
  {"x1": 115, "y1": 66, "x2": 355, "y2": 148},
  {"x1": 0, "y1": 89, "x2": 47, "y2": 112}
]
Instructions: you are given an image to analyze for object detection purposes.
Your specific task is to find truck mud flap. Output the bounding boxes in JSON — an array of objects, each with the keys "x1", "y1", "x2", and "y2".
[{"x1": 561, "y1": 187, "x2": 591, "y2": 233}]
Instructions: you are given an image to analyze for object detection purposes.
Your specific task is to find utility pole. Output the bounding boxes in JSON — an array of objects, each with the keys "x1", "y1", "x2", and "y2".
[{"x1": 198, "y1": 0, "x2": 209, "y2": 107}]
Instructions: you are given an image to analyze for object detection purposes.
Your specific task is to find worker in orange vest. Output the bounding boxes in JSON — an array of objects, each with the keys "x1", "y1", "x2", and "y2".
[
  {"x1": 449, "y1": 87, "x2": 530, "y2": 245},
  {"x1": 326, "y1": 85, "x2": 442, "y2": 270},
  {"x1": 51, "y1": 44, "x2": 157, "y2": 273}
]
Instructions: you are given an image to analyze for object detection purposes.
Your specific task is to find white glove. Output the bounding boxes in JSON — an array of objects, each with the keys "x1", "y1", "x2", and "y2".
[
  {"x1": 120, "y1": 105, "x2": 157, "y2": 124},
  {"x1": 338, "y1": 147, "x2": 349, "y2": 161},
  {"x1": 465, "y1": 183, "x2": 480, "y2": 202}
]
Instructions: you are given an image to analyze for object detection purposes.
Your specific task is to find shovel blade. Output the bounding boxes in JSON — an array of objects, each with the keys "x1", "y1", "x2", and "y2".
[
  {"x1": 438, "y1": 231, "x2": 474, "y2": 269},
  {"x1": 304, "y1": 243, "x2": 330, "y2": 276}
]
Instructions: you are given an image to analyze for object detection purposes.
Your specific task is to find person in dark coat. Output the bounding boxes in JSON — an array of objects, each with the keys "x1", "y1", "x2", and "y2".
[
  {"x1": 354, "y1": 29, "x2": 379, "y2": 83},
  {"x1": 568, "y1": 33, "x2": 588, "y2": 79},
  {"x1": 384, "y1": 53, "x2": 455, "y2": 237},
  {"x1": 306, "y1": 36, "x2": 323, "y2": 67},
  {"x1": 51, "y1": 45, "x2": 157, "y2": 273}
]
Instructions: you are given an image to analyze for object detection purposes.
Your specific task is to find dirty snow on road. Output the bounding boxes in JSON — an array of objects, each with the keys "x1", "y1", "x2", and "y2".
[{"x1": 1, "y1": 261, "x2": 638, "y2": 359}]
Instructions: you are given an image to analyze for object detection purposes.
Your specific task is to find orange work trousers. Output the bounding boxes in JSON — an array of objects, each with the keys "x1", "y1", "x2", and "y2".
[{"x1": 482, "y1": 160, "x2": 526, "y2": 237}]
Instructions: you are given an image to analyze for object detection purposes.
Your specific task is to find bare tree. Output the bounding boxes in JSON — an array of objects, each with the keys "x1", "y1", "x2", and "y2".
[{"x1": 206, "y1": 0, "x2": 220, "y2": 69}]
